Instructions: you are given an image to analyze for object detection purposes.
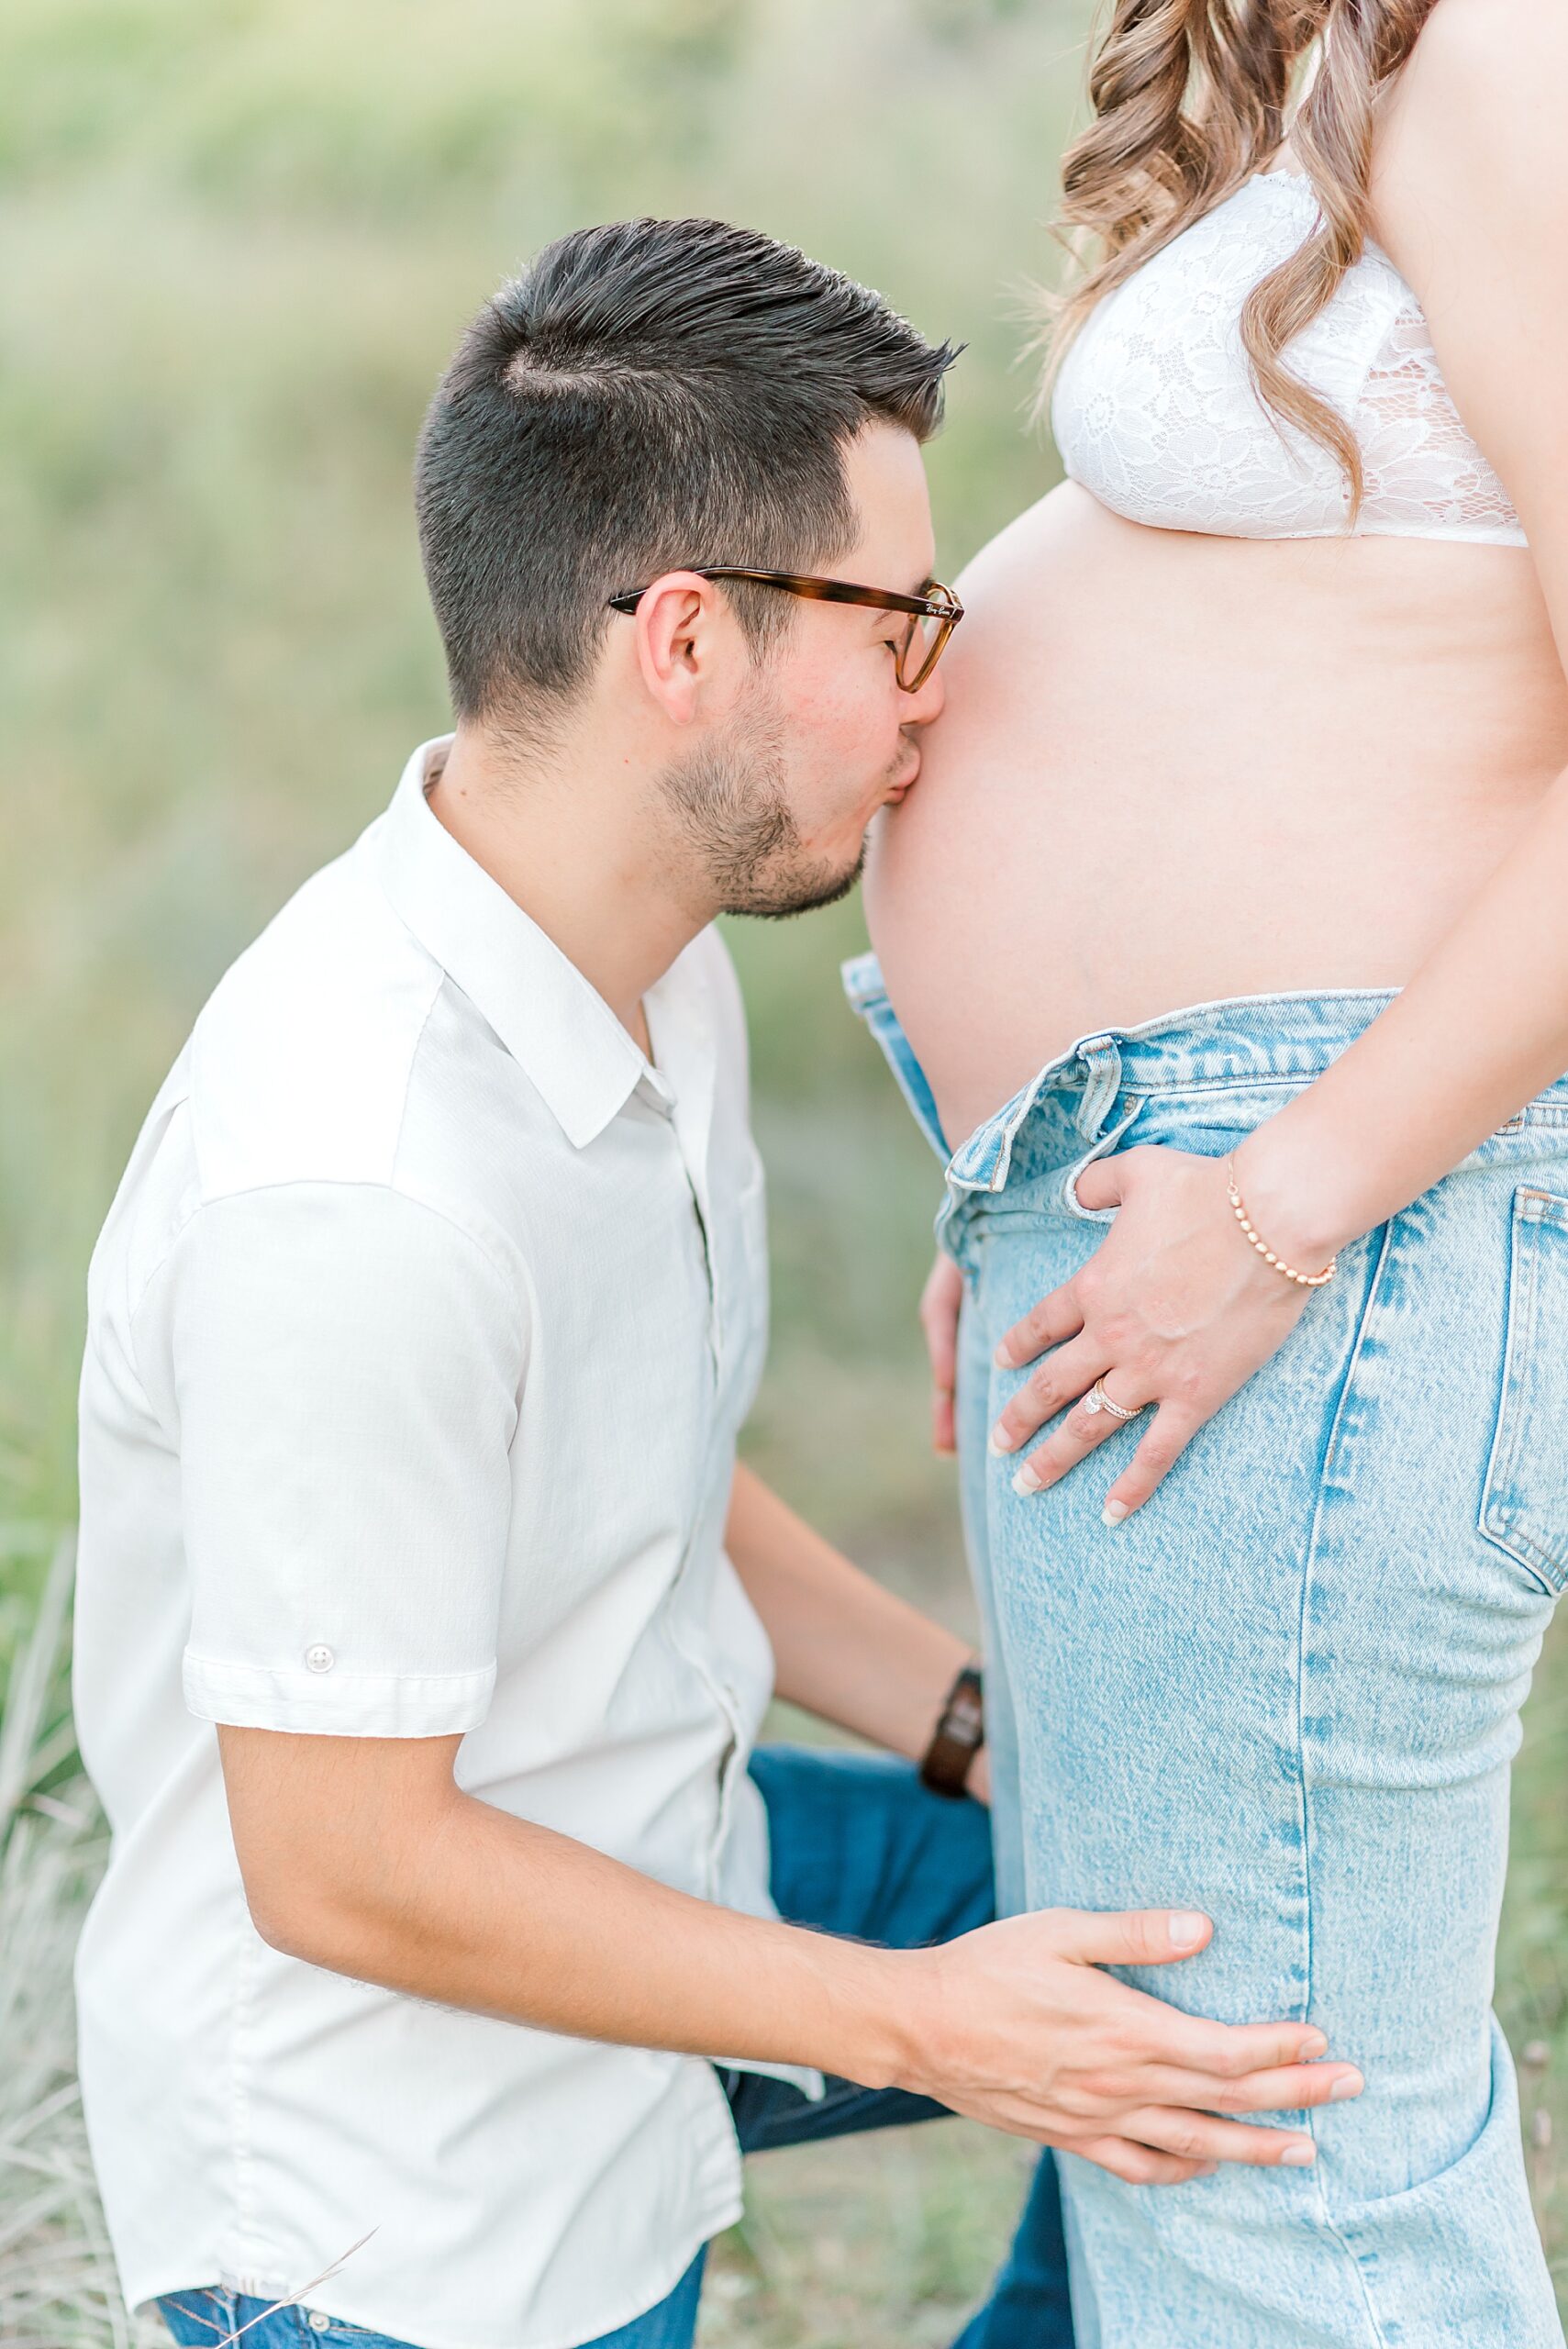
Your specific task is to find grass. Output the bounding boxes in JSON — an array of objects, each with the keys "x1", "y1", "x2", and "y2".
[
  {"x1": 0, "y1": 1534, "x2": 134, "y2": 2349},
  {"x1": 1, "y1": 0, "x2": 1564, "y2": 2339}
]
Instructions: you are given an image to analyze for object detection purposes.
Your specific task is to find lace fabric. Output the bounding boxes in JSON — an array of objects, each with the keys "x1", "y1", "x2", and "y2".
[{"x1": 1051, "y1": 173, "x2": 1525, "y2": 546}]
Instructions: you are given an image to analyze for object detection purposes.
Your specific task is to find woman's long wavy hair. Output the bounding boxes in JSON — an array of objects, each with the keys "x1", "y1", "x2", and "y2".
[{"x1": 1045, "y1": 0, "x2": 1438, "y2": 509}]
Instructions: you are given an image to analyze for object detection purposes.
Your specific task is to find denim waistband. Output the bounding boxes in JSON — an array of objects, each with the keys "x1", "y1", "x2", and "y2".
[{"x1": 842, "y1": 952, "x2": 1568, "y2": 1197}]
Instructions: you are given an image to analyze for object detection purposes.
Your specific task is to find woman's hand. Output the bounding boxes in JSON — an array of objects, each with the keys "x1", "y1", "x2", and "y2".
[
  {"x1": 988, "y1": 1146, "x2": 1323, "y2": 1523},
  {"x1": 920, "y1": 1249, "x2": 964, "y2": 1455},
  {"x1": 892, "y1": 1904, "x2": 1361, "y2": 2183}
]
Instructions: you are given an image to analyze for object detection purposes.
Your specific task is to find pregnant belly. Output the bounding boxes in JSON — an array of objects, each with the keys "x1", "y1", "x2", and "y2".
[{"x1": 863, "y1": 484, "x2": 1568, "y2": 1147}]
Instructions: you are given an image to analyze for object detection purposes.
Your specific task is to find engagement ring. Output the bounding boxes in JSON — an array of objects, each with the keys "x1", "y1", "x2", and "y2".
[{"x1": 1084, "y1": 1378, "x2": 1144, "y2": 1424}]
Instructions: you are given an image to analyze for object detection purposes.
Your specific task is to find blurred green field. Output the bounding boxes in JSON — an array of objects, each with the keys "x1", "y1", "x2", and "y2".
[{"x1": 1, "y1": 2, "x2": 1562, "y2": 2341}]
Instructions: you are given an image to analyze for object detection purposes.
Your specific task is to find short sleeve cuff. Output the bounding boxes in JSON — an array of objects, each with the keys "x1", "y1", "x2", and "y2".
[{"x1": 183, "y1": 1648, "x2": 496, "y2": 1738}]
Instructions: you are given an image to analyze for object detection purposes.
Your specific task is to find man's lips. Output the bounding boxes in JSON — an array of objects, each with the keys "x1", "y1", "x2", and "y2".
[{"x1": 884, "y1": 756, "x2": 922, "y2": 804}]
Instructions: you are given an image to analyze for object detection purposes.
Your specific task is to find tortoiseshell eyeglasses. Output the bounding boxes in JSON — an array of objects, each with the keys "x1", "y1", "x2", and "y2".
[{"x1": 606, "y1": 568, "x2": 964, "y2": 694}]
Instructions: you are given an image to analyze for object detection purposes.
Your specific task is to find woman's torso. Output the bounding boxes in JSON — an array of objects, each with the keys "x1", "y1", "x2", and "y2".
[{"x1": 865, "y1": 167, "x2": 1568, "y2": 1148}]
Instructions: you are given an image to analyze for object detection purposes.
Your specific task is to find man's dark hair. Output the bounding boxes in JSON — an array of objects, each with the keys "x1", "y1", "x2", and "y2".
[{"x1": 414, "y1": 217, "x2": 958, "y2": 729}]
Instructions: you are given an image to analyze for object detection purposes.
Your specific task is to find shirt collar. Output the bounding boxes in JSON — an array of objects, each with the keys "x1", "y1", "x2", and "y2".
[{"x1": 373, "y1": 736, "x2": 671, "y2": 1150}]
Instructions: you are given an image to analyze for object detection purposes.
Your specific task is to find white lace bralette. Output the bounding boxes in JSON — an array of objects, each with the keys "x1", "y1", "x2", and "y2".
[{"x1": 1051, "y1": 169, "x2": 1526, "y2": 546}]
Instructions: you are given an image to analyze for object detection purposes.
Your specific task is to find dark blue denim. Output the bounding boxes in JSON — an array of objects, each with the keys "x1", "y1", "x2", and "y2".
[{"x1": 159, "y1": 1745, "x2": 1073, "y2": 2349}]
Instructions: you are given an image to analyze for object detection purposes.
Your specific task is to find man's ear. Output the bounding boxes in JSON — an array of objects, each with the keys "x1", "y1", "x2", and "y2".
[{"x1": 628, "y1": 571, "x2": 724, "y2": 726}]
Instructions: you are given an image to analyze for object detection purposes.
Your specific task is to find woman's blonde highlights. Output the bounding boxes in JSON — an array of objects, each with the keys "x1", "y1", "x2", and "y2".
[{"x1": 1045, "y1": 0, "x2": 1438, "y2": 511}]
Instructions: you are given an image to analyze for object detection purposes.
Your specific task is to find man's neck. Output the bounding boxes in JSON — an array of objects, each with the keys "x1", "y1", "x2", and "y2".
[{"x1": 425, "y1": 724, "x2": 710, "y2": 1049}]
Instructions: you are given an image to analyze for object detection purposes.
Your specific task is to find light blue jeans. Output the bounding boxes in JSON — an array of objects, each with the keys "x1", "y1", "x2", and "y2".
[{"x1": 847, "y1": 958, "x2": 1568, "y2": 2349}]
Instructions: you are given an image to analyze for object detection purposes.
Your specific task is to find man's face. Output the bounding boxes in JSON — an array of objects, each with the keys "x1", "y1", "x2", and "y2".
[{"x1": 658, "y1": 421, "x2": 947, "y2": 919}]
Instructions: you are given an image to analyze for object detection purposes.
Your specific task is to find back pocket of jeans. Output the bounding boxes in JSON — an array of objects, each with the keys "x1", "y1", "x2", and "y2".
[{"x1": 1479, "y1": 1186, "x2": 1568, "y2": 1596}]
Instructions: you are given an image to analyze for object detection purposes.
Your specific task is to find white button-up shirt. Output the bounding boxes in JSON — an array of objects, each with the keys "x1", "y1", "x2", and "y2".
[{"x1": 73, "y1": 739, "x2": 802, "y2": 2349}]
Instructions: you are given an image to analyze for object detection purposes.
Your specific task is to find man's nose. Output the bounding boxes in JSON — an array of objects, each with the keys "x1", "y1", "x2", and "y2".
[{"x1": 906, "y1": 661, "x2": 947, "y2": 726}]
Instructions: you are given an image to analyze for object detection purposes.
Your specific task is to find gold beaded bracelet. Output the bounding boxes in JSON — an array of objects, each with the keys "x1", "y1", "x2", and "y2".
[{"x1": 1225, "y1": 1157, "x2": 1339, "y2": 1289}]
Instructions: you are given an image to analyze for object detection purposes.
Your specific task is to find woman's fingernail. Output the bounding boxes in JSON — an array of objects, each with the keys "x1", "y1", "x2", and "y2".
[
  {"x1": 1167, "y1": 1911, "x2": 1207, "y2": 1950},
  {"x1": 1102, "y1": 1498, "x2": 1129, "y2": 1526},
  {"x1": 1279, "y1": 2141, "x2": 1317, "y2": 2166},
  {"x1": 1012, "y1": 1461, "x2": 1042, "y2": 1496},
  {"x1": 1299, "y1": 2032, "x2": 1329, "y2": 2061},
  {"x1": 1194, "y1": 2163, "x2": 1218, "y2": 2179},
  {"x1": 994, "y1": 1341, "x2": 1017, "y2": 1370},
  {"x1": 1329, "y1": 2071, "x2": 1363, "y2": 2101},
  {"x1": 987, "y1": 1426, "x2": 1015, "y2": 1456}
]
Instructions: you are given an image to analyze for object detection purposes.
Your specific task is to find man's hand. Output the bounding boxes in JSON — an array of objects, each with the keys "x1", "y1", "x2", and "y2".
[
  {"x1": 987, "y1": 1146, "x2": 1313, "y2": 1523},
  {"x1": 218, "y1": 1728, "x2": 1359, "y2": 2189},
  {"x1": 920, "y1": 1249, "x2": 964, "y2": 1455},
  {"x1": 893, "y1": 1905, "x2": 1359, "y2": 2184}
]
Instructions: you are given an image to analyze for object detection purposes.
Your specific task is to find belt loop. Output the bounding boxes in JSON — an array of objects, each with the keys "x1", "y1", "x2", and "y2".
[{"x1": 1074, "y1": 1035, "x2": 1123, "y2": 1139}]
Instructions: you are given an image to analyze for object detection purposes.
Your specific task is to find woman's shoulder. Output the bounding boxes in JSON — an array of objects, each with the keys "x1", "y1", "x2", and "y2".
[
  {"x1": 1375, "y1": 0, "x2": 1563, "y2": 227},
  {"x1": 1371, "y1": 0, "x2": 1564, "y2": 347},
  {"x1": 1394, "y1": 0, "x2": 1561, "y2": 93}
]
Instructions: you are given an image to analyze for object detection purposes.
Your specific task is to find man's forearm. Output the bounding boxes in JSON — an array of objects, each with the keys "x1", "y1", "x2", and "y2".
[
  {"x1": 253, "y1": 1746, "x2": 907, "y2": 2082},
  {"x1": 725, "y1": 1462, "x2": 972, "y2": 1764},
  {"x1": 217, "y1": 1722, "x2": 1350, "y2": 2177}
]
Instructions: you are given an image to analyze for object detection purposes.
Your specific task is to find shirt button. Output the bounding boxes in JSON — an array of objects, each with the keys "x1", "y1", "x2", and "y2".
[
  {"x1": 305, "y1": 1644, "x2": 335, "y2": 1674},
  {"x1": 306, "y1": 2315, "x2": 332, "y2": 2334}
]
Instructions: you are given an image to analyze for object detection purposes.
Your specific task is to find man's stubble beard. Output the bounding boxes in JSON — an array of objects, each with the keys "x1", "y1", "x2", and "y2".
[{"x1": 653, "y1": 685, "x2": 866, "y2": 921}]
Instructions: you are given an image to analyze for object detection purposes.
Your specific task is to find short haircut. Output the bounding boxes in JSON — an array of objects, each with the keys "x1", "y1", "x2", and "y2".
[{"x1": 414, "y1": 217, "x2": 958, "y2": 726}]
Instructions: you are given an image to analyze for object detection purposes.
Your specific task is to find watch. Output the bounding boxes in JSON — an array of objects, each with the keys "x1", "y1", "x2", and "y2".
[{"x1": 919, "y1": 1662, "x2": 984, "y2": 1798}]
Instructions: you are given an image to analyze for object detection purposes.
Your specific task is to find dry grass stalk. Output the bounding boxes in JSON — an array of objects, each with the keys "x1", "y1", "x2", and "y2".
[{"x1": 0, "y1": 1532, "x2": 153, "y2": 2348}]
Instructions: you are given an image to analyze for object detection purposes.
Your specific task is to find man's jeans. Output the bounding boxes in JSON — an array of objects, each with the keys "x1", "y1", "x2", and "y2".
[{"x1": 158, "y1": 1746, "x2": 1073, "y2": 2349}]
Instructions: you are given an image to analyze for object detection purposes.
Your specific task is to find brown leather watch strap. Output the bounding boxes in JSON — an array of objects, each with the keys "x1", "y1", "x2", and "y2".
[{"x1": 919, "y1": 1662, "x2": 984, "y2": 1798}]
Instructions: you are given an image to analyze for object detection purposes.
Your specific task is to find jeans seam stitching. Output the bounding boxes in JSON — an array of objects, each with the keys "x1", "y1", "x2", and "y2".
[
  {"x1": 1496, "y1": 1198, "x2": 1541, "y2": 1575},
  {"x1": 1118, "y1": 1073, "x2": 1317, "y2": 1097},
  {"x1": 161, "y1": 2295, "x2": 232, "y2": 2342},
  {"x1": 1293, "y1": 1213, "x2": 1399, "y2": 2349},
  {"x1": 1478, "y1": 1187, "x2": 1566, "y2": 1597}
]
